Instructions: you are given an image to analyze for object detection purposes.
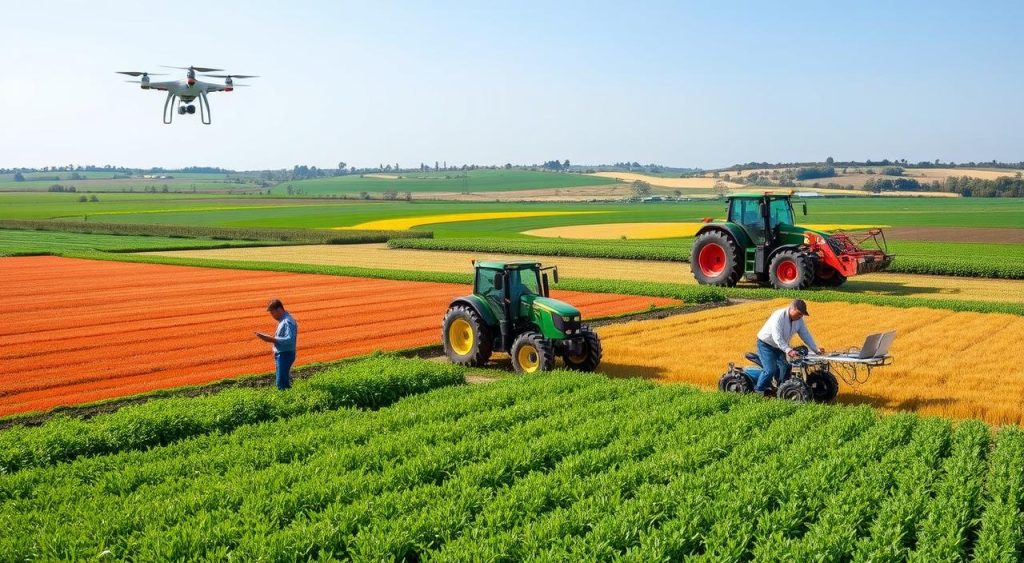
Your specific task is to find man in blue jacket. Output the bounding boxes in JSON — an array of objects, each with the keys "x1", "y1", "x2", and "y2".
[{"x1": 255, "y1": 299, "x2": 298, "y2": 390}]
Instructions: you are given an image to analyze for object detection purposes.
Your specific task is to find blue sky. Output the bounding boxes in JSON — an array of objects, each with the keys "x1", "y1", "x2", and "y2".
[{"x1": 1, "y1": 0, "x2": 1021, "y2": 170}]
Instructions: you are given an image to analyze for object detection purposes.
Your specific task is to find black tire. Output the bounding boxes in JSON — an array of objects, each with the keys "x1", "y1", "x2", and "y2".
[
  {"x1": 441, "y1": 305, "x2": 493, "y2": 367},
  {"x1": 562, "y1": 327, "x2": 602, "y2": 372},
  {"x1": 806, "y1": 369, "x2": 839, "y2": 403},
  {"x1": 719, "y1": 370, "x2": 754, "y2": 394},
  {"x1": 690, "y1": 230, "x2": 742, "y2": 287},
  {"x1": 510, "y1": 331, "x2": 555, "y2": 374},
  {"x1": 769, "y1": 249, "x2": 816, "y2": 290},
  {"x1": 776, "y1": 378, "x2": 812, "y2": 402},
  {"x1": 814, "y1": 265, "x2": 847, "y2": 287}
]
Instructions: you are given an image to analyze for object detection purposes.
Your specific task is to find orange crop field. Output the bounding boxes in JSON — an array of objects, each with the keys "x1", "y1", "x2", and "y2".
[{"x1": 0, "y1": 257, "x2": 677, "y2": 417}]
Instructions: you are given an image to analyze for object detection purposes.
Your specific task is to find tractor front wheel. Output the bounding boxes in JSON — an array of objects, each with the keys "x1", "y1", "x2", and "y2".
[
  {"x1": 690, "y1": 231, "x2": 742, "y2": 287},
  {"x1": 511, "y1": 331, "x2": 555, "y2": 374},
  {"x1": 562, "y1": 327, "x2": 602, "y2": 372},
  {"x1": 441, "y1": 305, "x2": 493, "y2": 367},
  {"x1": 776, "y1": 378, "x2": 811, "y2": 402},
  {"x1": 769, "y1": 250, "x2": 816, "y2": 290}
]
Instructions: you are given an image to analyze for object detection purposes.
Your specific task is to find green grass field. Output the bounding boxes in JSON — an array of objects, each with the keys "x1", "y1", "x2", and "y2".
[
  {"x1": 0, "y1": 229, "x2": 282, "y2": 256},
  {"x1": 2, "y1": 356, "x2": 1020, "y2": 561},
  {"x1": 275, "y1": 169, "x2": 619, "y2": 195},
  {"x1": 0, "y1": 171, "x2": 263, "y2": 193}
]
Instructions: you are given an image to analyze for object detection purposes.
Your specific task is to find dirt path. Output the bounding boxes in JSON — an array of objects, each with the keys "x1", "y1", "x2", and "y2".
[{"x1": 147, "y1": 244, "x2": 1024, "y2": 304}]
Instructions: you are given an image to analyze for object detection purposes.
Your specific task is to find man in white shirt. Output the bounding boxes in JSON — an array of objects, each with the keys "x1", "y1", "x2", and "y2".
[
  {"x1": 255, "y1": 299, "x2": 298, "y2": 390},
  {"x1": 753, "y1": 299, "x2": 824, "y2": 396}
]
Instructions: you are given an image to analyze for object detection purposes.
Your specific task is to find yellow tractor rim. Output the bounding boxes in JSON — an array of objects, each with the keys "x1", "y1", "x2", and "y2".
[
  {"x1": 448, "y1": 319, "x2": 474, "y2": 356},
  {"x1": 517, "y1": 344, "x2": 541, "y2": 373}
]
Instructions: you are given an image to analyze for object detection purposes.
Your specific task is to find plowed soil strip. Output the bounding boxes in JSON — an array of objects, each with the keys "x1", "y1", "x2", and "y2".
[{"x1": 0, "y1": 256, "x2": 678, "y2": 416}]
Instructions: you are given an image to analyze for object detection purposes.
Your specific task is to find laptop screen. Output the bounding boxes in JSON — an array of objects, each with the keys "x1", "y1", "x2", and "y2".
[
  {"x1": 858, "y1": 333, "x2": 883, "y2": 359},
  {"x1": 874, "y1": 330, "x2": 896, "y2": 357}
]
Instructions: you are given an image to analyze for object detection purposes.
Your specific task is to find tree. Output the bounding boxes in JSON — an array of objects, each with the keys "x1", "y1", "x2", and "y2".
[
  {"x1": 337, "y1": 161, "x2": 347, "y2": 171},
  {"x1": 383, "y1": 190, "x2": 399, "y2": 200},
  {"x1": 631, "y1": 180, "x2": 652, "y2": 199},
  {"x1": 826, "y1": 156, "x2": 835, "y2": 165},
  {"x1": 13, "y1": 172, "x2": 24, "y2": 181},
  {"x1": 563, "y1": 159, "x2": 570, "y2": 169}
]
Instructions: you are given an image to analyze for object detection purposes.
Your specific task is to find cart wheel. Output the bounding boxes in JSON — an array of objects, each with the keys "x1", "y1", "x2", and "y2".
[
  {"x1": 718, "y1": 371, "x2": 753, "y2": 394},
  {"x1": 777, "y1": 378, "x2": 811, "y2": 402},
  {"x1": 806, "y1": 369, "x2": 839, "y2": 403}
]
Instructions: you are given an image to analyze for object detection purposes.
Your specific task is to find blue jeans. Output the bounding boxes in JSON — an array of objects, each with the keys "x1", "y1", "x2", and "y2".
[
  {"x1": 755, "y1": 339, "x2": 789, "y2": 392},
  {"x1": 275, "y1": 350, "x2": 295, "y2": 390}
]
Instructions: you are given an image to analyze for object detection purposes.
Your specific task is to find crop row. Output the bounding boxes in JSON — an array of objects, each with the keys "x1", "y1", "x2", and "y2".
[
  {"x1": 389, "y1": 237, "x2": 1024, "y2": 280},
  {"x1": 2, "y1": 357, "x2": 1021, "y2": 560},
  {"x1": 0, "y1": 219, "x2": 430, "y2": 245},
  {"x1": 0, "y1": 354, "x2": 464, "y2": 473},
  {"x1": 0, "y1": 228, "x2": 277, "y2": 256}
]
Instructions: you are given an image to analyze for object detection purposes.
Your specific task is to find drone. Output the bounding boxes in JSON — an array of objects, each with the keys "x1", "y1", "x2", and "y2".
[{"x1": 117, "y1": 65, "x2": 257, "y2": 125}]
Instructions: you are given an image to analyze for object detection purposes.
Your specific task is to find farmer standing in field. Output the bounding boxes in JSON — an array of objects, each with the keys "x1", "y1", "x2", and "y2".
[
  {"x1": 255, "y1": 299, "x2": 298, "y2": 390},
  {"x1": 754, "y1": 299, "x2": 824, "y2": 397}
]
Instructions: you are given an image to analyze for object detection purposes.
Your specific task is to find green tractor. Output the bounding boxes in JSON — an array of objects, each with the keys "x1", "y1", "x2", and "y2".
[
  {"x1": 691, "y1": 192, "x2": 893, "y2": 290},
  {"x1": 442, "y1": 260, "x2": 602, "y2": 374}
]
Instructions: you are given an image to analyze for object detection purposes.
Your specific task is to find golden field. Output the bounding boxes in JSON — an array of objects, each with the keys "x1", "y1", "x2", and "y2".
[
  {"x1": 598, "y1": 299, "x2": 1024, "y2": 425},
  {"x1": 588, "y1": 172, "x2": 744, "y2": 189},
  {"x1": 522, "y1": 222, "x2": 884, "y2": 240},
  {"x1": 338, "y1": 211, "x2": 605, "y2": 231},
  {"x1": 145, "y1": 244, "x2": 1024, "y2": 305}
]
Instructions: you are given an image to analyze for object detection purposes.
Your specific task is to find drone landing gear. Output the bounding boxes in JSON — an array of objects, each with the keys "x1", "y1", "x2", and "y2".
[{"x1": 161, "y1": 92, "x2": 212, "y2": 125}]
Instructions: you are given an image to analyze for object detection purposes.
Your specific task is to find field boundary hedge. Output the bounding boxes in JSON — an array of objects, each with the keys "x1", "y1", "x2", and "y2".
[
  {"x1": 0, "y1": 219, "x2": 431, "y2": 244},
  {"x1": 389, "y1": 237, "x2": 1024, "y2": 280},
  {"x1": 0, "y1": 354, "x2": 464, "y2": 473}
]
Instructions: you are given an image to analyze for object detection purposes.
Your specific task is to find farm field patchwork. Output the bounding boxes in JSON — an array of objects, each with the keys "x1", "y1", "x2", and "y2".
[
  {"x1": 2, "y1": 362, "x2": 1020, "y2": 560},
  {"x1": 522, "y1": 222, "x2": 884, "y2": 239},
  {"x1": 339, "y1": 210, "x2": 606, "y2": 231},
  {"x1": 276, "y1": 169, "x2": 619, "y2": 195},
  {"x1": 599, "y1": 299, "x2": 1024, "y2": 425},
  {"x1": 0, "y1": 256, "x2": 676, "y2": 417},
  {"x1": 145, "y1": 244, "x2": 1024, "y2": 305}
]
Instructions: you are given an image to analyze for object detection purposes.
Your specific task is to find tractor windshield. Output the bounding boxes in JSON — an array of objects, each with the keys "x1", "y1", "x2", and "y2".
[
  {"x1": 769, "y1": 198, "x2": 795, "y2": 229},
  {"x1": 510, "y1": 268, "x2": 541, "y2": 296}
]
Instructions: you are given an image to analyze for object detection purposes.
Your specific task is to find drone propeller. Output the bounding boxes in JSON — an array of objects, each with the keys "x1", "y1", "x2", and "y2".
[
  {"x1": 116, "y1": 71, "x2": 166, "y2": 77},
  {"x1": 203, "y1": 74, "x2": 259, "y2": 79},
  {"x1": 162, "y1": 65, "x2": 224, "y2": 72}
]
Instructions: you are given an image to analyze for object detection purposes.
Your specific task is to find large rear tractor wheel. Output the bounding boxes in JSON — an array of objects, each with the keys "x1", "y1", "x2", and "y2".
[
  {"x1": 769, "y1": 250, "x2": 816, "y2": 290},
  {"x1": 511, "y1": 331, "x2": 555, "y2": 374},
  {"x1": 690, "y1": 231, "x2": 742, "y2": 287},
  {"x1": 776, "y1": 378, "x2": 811, "y2": 402},
  {"x1": 806, "y1": 369, "x2": 839, "y2": 403},
  {"x1": 441, "y1": 305, "x2": 493, "y2": 367},
  {"x1": 562, "y1": 326, "x2": 602, "y2": 372},
  {"x1": 814, "y1": 265, "x2": 847, "y2": 287}
]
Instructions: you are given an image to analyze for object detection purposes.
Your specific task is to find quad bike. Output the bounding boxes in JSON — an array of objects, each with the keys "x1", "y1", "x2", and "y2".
[{"x1": 718, "y1": 346, "x2": 840, "y2": 403}]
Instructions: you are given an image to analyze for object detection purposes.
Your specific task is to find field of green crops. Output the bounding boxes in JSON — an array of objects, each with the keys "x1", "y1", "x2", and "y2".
[
  {"x1": 0, "y1": 229, "x2": 274, "y2": 256},
  {"x1": 275, "y1": 169, "x2": 619, "y2": 195},
  {"x1": 3, "y1": 356, "x2": 1022, "y2": 561}
]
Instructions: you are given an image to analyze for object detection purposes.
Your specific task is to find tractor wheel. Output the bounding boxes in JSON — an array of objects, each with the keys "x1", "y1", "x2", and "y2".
[
  {"x1": 806, "y1": 369, "x2": 839, "y2": 403},
  {"x1": 511, "y1": 331, "x2": 555, "y2": 374},
  {"x1": 562, "y1": 327, "x2": 602, "y2": 372},
  {"x1": 718, "y1": 370, "x2": 753, "y2": 394},
  {"x1": 441, "y1": 305, "x2": 493, "y2": 367},
  {"x1": 814, "y1": 265, "x2": 847, "y2": 287},
  {"x1": 776, "y1": 378, "x2": 812, "y2": 402},
  {"x1": 690, "y1": 231, "x2": 742, "y2": 287},
  {"x1": 769, "y1": 250, "x2": 816, "y2": 290}
]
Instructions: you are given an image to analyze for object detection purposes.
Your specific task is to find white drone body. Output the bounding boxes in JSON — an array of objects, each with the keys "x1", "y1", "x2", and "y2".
[{"x1": 117, "y1": 66, "x2": 257, "y2": 125}]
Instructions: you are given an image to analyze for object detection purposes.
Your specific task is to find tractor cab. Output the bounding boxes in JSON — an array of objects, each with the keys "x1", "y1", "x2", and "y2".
[
  {"x1": 441, "y1": 260, "x2": 602, "y2": 374},
  {"x1": 691, "y1": 191, "x2": 893, "y2": 290}
]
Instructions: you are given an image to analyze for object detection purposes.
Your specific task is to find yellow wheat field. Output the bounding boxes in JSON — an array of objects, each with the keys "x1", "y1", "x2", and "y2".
[
  {"x1": 145, "y1": 244, "x2": 1024, "y2": 305},
  {"x1": 522, "y1": 222, "x2": 885, "y2": 240},
  {"x1": 598, "y1": 299, "x2": 1024, "y2": 425},
  {"x1": 338, "y1": 211, "x2": 606, "y2": 231}
]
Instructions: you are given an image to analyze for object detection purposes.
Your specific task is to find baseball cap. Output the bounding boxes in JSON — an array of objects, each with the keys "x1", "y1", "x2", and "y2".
[{"x1": 792, "y1": 299, "x2": 809, "y2": 316}]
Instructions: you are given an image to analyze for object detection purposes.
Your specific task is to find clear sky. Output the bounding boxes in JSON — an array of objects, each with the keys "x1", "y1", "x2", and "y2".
[{"x1": 1, "y1": 0, "x2": 1021, "y2": 170}]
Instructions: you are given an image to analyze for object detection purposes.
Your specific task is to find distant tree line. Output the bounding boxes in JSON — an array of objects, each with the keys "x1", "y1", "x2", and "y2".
[
  {"x1": 794, "y1": 166, "x2": 836, "y2": 181},
  {"x1": 864, "y1": 174, "x2": 1024, "y2": 197}
]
